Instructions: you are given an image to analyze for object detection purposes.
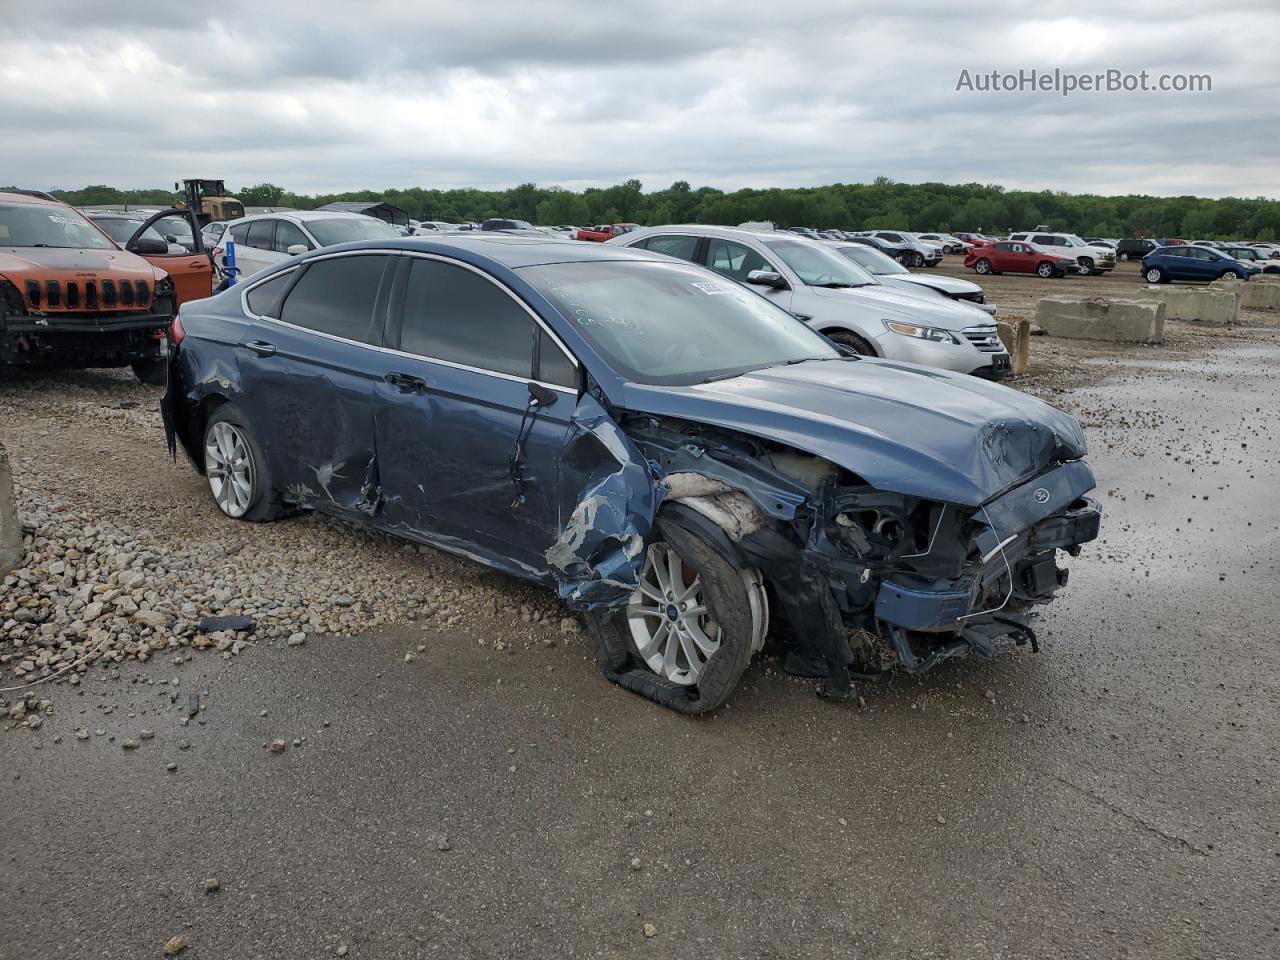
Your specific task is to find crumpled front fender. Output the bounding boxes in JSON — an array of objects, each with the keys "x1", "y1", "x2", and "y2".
[{"x1": 544, "y1": 393, "x2": 663, "y2": 609}]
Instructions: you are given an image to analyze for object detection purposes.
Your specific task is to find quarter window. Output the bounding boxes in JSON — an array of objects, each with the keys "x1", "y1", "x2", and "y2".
[
  {"x1": 399, "y1": 259, "x2": 534, "y2": 379},
  {"x1": 245, "y1": 272, "x2": 292, "y2": 318},
  {"x1": 279, "y1": 255, "x2": 389, "y2": 344}
]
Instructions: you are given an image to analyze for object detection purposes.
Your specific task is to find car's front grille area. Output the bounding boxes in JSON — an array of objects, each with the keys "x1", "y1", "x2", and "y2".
[
  {"x1": 961, "y1": 324, "x2": 1004, "y2": 353},
  {"x1": 14, "y1": 277, "x2": 152, "y2": 313}
]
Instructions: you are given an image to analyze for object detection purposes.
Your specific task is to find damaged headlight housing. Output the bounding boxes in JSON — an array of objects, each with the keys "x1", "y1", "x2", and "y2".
[{"x1": 882, "y1": 319, "x2": 960, "y2": 344}]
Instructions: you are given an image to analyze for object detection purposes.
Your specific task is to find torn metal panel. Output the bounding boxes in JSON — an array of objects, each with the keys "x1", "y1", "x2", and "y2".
[{"x1": 545, "y1": 393, "x2": 661, "y2": 609}]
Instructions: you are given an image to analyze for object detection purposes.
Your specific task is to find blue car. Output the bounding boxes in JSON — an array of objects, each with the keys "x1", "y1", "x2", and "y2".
[
  {"x1": 162, "y1": 236, "x2": 1101, "y2": 713},
  {"x1": 1141, "y1": 245, "x2": 1260, "y2": 284}
]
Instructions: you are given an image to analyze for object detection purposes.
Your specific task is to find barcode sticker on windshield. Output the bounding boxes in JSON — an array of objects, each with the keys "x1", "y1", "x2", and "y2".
[
  {"x1": 691, "y1": 280, "x2": 732, "y2": 295},
  {"x1": 47, "y1": 216, "x2": 81, "y2": 226}
]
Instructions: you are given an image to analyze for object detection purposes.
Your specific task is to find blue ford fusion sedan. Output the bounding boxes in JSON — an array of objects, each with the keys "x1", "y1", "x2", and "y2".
[{"x1": 162, "y1": 236, "x2": 1101, "y2": 713}]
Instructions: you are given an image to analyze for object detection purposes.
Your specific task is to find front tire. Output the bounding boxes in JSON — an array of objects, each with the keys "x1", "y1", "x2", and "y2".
[
  {"x1": 587, "y1": 511, "x2": 764, "y2": 714},
  {"x1": 1220, "y1": 269, "x2": 1240, "y2": 280},
  {"x1": 1145, "y1": 266, "x2": 1165, "y2": 284},
  {"x1": 1037, "y1": 261, "x2": 1056, "y2": 279},
  {"x1": 202, "y1": 405, "x2": 282, "y2": 522},
  {"x1": 825, "y1": 330, "x2": 877, "y2": 356},
  {"x1": 1077, "y1": 257, "x2": 1094, "y2": 274}
]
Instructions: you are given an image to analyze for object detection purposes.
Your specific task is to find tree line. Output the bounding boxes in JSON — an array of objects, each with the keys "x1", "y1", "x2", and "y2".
[{"x1": 42, "y1": 177, "x2": 1280, "y2": 241}]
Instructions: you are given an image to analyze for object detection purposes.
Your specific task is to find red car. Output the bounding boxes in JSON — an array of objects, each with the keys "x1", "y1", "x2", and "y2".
[
  {"x1": 576, "y1": 222, "x2": 640, "y2": 242},
  {"x1": 964, "y1": 240, "x2": 1075, "y2": 279}
]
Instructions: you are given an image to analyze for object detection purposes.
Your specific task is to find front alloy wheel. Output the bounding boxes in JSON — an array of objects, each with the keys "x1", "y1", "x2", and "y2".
[
  {"x1": 626, "y1": 541, "x2": 765, "y2": 687},
  {"x1": 1037, "y1": 262, "x2": 1055, "y2": 278},
  {"x1": 1145, "y1": 267, "x2": 1164, "y2": 283},
  {"x1": 205, "y1": 421, "x2": 256, "y2": 518}
]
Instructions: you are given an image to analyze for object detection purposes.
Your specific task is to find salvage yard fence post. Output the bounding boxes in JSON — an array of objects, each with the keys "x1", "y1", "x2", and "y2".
[{"x1": 0, "y1": 441, "x2": 21, "y2": 577}]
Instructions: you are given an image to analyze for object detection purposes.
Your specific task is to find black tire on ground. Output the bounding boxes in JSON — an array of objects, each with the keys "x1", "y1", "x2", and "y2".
[
  {"x1": 1145, "y1": 266, "x2": 1165, "y2": 284},
  {"x1": 1119, "y1": 252, "x2": 1131, "y2": 261},
  {"x1": 1037, "y1": 261, "x2": 1056, "y2": 279},
  {"x1": 824, "y1": 330, "x2": 877, "y2": 356},
  {"x1": 973, "y1": 258, "x2": 992, "y2": 275},
  {"x1": 202, "y1": 404, "x2": 285, "y2": 523},
  {"x1": 131, "y1": 359, "x2": 166, "y2": 385},
  {"x1": 585, "y1": 510, "x2": 758, "y2": 715}
]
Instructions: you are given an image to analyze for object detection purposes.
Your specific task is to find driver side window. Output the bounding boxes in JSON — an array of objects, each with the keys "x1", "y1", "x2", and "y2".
[{"x1": 705, "y1": 240, "x2": 773, "y2": 282}]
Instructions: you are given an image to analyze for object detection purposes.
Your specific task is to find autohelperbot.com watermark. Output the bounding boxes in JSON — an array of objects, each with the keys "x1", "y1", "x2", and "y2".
[{"x1": 955, "y1": 68, "x2": 1212, "y2": 96}]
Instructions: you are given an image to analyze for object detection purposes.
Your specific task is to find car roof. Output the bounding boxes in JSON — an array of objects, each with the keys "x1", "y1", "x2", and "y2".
[
  {"x1": 629, "y1": 223, "x2": 807, "y2": 244},
  {"x1": 293, "y1": 234, "x2": 677, "y2": 270},
  {"x1": 0, "y1": 190, "x2": 71, "y2": 207}
]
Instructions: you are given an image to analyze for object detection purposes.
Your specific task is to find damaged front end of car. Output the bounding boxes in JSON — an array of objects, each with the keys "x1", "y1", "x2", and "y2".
[{"x1": 547, "y1": 393, "x2": 1101, "y2": 706}]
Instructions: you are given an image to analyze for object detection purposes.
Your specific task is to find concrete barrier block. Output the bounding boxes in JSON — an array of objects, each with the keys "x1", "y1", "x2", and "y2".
[
  {"x1": 1137, "y1": 285, "x2": 1240, "y2": 324},
  {"x1": 1036, "y1": 296, "x2": 1166, "y2": 344},
  {"x1": 0, "y1": 443, "x2": 21, "y2": 577},
  {"x1": 996, "y1": 317, "x2": 1030, "y2": 376},
  {"x1": 1211, "y1": 277, "x2": 1280, "y2": 310}
]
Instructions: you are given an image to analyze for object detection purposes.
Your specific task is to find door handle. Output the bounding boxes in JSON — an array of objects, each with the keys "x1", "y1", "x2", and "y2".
[
  {"x1": 188, "y1": 260, "x2": 206, "y2": 268},
  {"x1": 239, "y1": 340, "x2": 276, "y2": 357},
  {"x1": 385, "y1": 372, "x2": 427, "y2": 393}
]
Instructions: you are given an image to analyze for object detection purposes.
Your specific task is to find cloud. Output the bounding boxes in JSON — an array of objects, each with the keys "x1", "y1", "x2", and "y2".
[{"x1": 1, "y1": 0, "x2": 1276, "y2": 198}]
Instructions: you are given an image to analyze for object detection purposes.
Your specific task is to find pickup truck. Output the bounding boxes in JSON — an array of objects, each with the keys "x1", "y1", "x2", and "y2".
[{"x1": 576, "y1": 223, "x2": 640, "y2": 242}]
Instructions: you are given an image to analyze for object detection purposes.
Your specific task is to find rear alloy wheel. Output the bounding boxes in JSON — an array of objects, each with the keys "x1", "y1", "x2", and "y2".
[
  {"x1": 1037, "y1": 261, "x2": 1056, "y2": 279},
  {"x1": 1145, "y1": 266, "x2": 1164, "y2": 284},
  {"x1": 825, "y1": 330, "x2": 876, "y2": 356},
  {"x1": 202, "y1": 406, "x2": 283, "y2": 522},
  {"x1": 973, "y1": 258, "x2": 992, "y2": 275}
]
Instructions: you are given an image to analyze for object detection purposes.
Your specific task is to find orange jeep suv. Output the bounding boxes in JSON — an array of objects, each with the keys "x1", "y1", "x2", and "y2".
[{"x1": 0, "y1": 191, "x2": 194, "y2": 383}]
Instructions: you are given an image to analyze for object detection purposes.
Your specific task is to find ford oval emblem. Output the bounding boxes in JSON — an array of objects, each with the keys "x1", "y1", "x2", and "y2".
[{"x1": 1033, "y1": 487, "x2": 1050, "y2": 504}]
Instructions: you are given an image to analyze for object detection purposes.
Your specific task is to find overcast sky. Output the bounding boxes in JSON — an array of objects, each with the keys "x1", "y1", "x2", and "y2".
[{"x1": 4, "y1": 0, "x2": 1277, "y2": 199}]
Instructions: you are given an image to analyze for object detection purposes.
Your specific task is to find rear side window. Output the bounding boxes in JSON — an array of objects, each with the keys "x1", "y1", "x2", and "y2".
[
  {"x1": 246, "y1": 219, "x2": 275, "y2": 250},
  {"x1": 229, "y1": 223, "x2": 250, "y2": 246},
  {"x1": 245, "y1": 272, "x2": 292, "y2": 318},
  {"x1": 399, "y1": 258, "x2": 534, "y2": 378},
  {"x1": 638, "y1": 234, "x2": 699, "y2": 262},
  {"x1": 279, "y1": 255, "x2": 389, "y2": 344}
]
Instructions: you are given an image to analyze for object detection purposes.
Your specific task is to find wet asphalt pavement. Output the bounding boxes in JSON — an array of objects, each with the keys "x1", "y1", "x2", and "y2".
[{"x1": 3, "y1": 335, "x2": 1279, "y2": 959}]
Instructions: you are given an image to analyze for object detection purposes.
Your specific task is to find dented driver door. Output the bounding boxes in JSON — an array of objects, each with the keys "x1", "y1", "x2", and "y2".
[{"x1": 371, "y1": 255, "x2": 578, "y2": 577}]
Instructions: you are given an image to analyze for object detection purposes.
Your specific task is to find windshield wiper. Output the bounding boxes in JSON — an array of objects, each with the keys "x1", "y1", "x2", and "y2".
[{"x1": 813, "y1": 281, "x2": 854, "y2": 288}]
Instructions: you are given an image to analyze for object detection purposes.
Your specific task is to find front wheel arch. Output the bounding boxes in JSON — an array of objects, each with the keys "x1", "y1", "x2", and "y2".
[{"x1": 821, "y1": 328, "x2": 878, "y2": 356}]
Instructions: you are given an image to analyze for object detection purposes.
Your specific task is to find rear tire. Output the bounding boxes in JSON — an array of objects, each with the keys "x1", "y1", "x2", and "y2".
[
  {"x1": 131, "y1": 359, "x2": 166, "y2": 385},
  {"x1": 973, "y1": 258, "x2": 992, "y2": 275},
  {"x1": 202, "y1": 405, "x2": 283, "y2": 522},
  {"x1": 586, "y1": 510, "x2": 762, "y2": 714},
  {"x1": 825, "y1": 330, "x2": 877, "y2": 356}
]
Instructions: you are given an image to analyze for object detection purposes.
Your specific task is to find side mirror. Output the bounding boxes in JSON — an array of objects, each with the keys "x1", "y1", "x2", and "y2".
[
  {"x1": 527, "y1": 382, "x2": 558, "y2": 408},
  {"x1": 287, "y1": 244, "x2": 308, "y2": 256},
  {"x1": 746, "y1": 269, "x2": 787, "y2": 289},
  {"x1": 129, "y1": 237, "x2": 168, "y2": 255}
]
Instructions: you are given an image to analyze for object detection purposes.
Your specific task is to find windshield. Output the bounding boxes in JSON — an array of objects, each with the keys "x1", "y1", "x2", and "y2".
[
  {"x1": 305, "y1": 217, "x2": 401, "y2": 246},
  {"x1": 760, "y1": 237, "x2": 876, "y2": 287},
  {"x1": 0, "y1": 201, "x2": 116, "y2": 249},
  {"x1": 832, "y1": 243, "x2": 906, "y2": 275},
  {"x1": 522, "y1": 260, "x2": 840, "y2": 386}
]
